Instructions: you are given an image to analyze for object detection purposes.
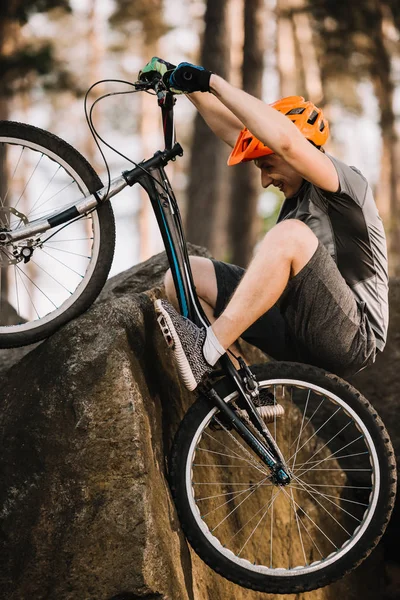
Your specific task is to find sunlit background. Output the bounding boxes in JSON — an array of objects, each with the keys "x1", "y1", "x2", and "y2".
[{"x1": 1, "y1": 0, "x2": 400, "y2": 279}]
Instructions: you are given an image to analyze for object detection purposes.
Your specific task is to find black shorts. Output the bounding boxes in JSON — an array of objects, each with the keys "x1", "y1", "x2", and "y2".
[{"x1": 211, "y1": 241, "x2": 377, "y2": 378}]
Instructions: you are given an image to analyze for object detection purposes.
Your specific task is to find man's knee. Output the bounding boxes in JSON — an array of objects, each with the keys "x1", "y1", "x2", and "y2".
[
  {"x1": 259, "y1": 219, "x2": 318, "y2": 276},
  {"x1": 267, "y1": 219, "x2": 317, "y2": 254},
  {"x1": 273, "y1": 218, "x2": 315, "y2": 240}
]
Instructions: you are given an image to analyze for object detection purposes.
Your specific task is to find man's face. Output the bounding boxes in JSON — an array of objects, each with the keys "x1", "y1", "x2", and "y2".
[{"x1": 254, "y1": 154, "x2": 303, "y2": 198}]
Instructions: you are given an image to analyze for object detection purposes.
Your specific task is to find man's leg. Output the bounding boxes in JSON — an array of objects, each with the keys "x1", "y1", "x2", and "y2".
[
  {"x1": 156, "y1": 219, "x2": 318, "y2": 390},
  {"x1": 212, "y1": 219, "x2": 318, "y2": 351},
  {"x1": 164, "y1": 257, "x2": 243, "y2": 365},
  {"x1": 164, "y1": 256, "x2": 217, "y2": 319}
]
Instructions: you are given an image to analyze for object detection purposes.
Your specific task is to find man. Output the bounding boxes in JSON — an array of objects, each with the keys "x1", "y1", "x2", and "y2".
[{"x1": 139, "y1": 58, "x2": 388, "y2": 392}]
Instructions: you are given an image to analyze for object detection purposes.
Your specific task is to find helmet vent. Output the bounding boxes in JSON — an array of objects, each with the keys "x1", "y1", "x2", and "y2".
[
  {"x1": 320, "y1": 121, "x2": 325, "y2": 132},
  {"x1": 286, "y1": 107, "x2": 305, "y2": 115},
  {"x1": 307, "y1": 110, "x2": 319, "y2": 125}
]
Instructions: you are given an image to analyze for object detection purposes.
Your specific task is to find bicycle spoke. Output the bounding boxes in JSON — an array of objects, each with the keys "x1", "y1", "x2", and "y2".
[
  {"x1": 24, "y1": 164, "x2": 61, "y2": 219},
  {"x1": 26, "y1": 180, "x2": 77, "y2": 219},
  {"x1": 203, "y1": 429, "x2": 257, "y2": 464},
  {"x1": 197, "y1": 446, "x2": 260, "y2": 462},
  {"x1": 42, "y1": 244, "x2": 91, "y2": 259},
  {"x1": 270, "y1": 490, "x2": 274, "y2": 567},
  {"x1": 15, "y1": 267, "x2": 40, "y2": 319},
  {"x1": 286, "y1": 406, "x2": 341, "y2": 464},
  {"x1": 14, "y1": 267, "x2": 20, "y2": 317},
  {"x1": 40, "y1": 247, "x2": 85, "y2": 278},
  {"x1": 291, "y1": 477, "x2": 364, "y2": 522},
  {"x1": 296, "y1": 467, "x2": 372, "y2": 472},
  {"x1": 281, "y1": 486, "x2": 338, "y2": 550},
  {"x1": 30, "y1": 259, "x2": 74, "y2": 295},
  {"x1": 41, "y1": 237, "x2": 94, "y2": 243},
  {"x1": 293, "y1": 420, "x2": 353, "y2": 471},
  {"x1": 237, "y1": 488, "x2": 283, "y2": 558},
  {"x1": 291, "y1": 388, "x2": 311, "y2": 469},
  {"x1": 294, "y1": 450, "x2": 369, "y2": 468},
  {"x1": 290, "y1": 487, "x2": 307, "y2": 566},
  {"x1": 294, "y1": 434, "x2": 365, "y2": 478},
  {"x1": 295, "y1": 505, "x2": 324, "y2": 561},
  {"x1": 193, "y1": 482, "x2": 272, "y2": 486},
  {"x1": 14, "y1": 153, "x2": 43, "y2": 212},
  {"x1": 204, "y1": 422, "x2": 269, "y2": 476},
  {"x1": 196, "y1": 483, "x2": 273, "y2": 502},
  {"x1": 288, "y1": 396, "x2": 325, "y2": 453},
  {"x1": 209, "y1": 476, "x2": 270, "y2": 533},
  {"x1": 199, "y1": 477, "x2": 269, "y2": 520},
  {"x1": 295, "y1": 483, "x2": 372, "y2": 489},
  {"x1": 2, "y1": 145, "x2": 24, "y2": 207},
  {"x1": 15, "y1": 264, "x2": 58, "y2": 310},
  {"x1": 292, "y1": 477, "x2": 353, "y2": 535},
  {"x1": 224, "y1": 488, "x2": 282, "y2": 550}
]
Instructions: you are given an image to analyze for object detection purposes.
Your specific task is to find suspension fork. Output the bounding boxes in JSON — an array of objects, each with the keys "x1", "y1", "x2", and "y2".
[{"x1": 201, "y1": 375, "x2": 291, "y2": 485}]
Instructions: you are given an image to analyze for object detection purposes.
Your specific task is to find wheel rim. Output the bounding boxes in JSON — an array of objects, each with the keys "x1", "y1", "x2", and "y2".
[
  {"x1": 185, "y1": 378, "x2": 380, "y2": 576},
  {"x1": 0, "y1": 136, "x2": 101, "y2": 333}
]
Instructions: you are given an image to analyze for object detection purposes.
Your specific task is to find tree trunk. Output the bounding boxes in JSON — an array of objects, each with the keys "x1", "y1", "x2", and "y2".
[
  {"x1": 369, "y1": 2, "x2": 400, "y2": 276},
  {"x1": 291, "y1": 0, "x2": 323, "y2": 102},
  {"x1": 276, "y1": 0, "x2": 302, "y2": 97},
  {"x1": 228, "y1": 0, "x2": 265, "y2": 267},
  {"x1": 84, "y1": 0, "x2": 104, "y2": 174},
  {"x1": 185, "y1": 0, "x2": 230, "y2": 257}
]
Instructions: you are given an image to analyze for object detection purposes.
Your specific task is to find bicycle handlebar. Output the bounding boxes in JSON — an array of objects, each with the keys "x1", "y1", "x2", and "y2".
[{"x1": 122, "y1": 143, "x2": 183, "y2": 187}]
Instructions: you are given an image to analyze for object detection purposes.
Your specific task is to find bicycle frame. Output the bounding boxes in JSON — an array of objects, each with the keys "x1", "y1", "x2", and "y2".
[{"x1": 1, "y1": 85, "x2": 290, "y2": 483}]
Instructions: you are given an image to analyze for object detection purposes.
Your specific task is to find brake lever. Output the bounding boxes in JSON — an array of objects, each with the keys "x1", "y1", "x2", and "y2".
[
  {"x1": 133, "y1": 80, "x2": 154, "y2": 91},
  {"x1": 237, "y1": 357, "x2": 260, "y2": 398}
]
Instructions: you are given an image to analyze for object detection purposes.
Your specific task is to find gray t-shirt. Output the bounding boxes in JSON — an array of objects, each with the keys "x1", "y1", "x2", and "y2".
[{"x1": 276, "y1": 154, "x2": 389, "y2": 351}]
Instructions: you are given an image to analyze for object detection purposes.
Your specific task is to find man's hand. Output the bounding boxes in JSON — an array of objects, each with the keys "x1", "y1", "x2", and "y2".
[
  {"x1": 168, "y1": 62, "x2": 212, "y2": 93},
  {"x1": 138, "y1": 57, "x2": 176, "y2": 85}
]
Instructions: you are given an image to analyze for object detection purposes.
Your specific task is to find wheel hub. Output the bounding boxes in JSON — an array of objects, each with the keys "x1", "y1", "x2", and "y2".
[{"x1": 0, "y1": 207, "x2": 29, "y2": 266}]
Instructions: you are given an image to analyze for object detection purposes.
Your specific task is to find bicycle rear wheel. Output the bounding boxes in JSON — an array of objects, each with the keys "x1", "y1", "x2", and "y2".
[
  {"x1": 0, "y1": 121, "x2": 115, "y2": 348},
  {"x1": 170, "y1": 362, "x2": 396, "y2": 594}
]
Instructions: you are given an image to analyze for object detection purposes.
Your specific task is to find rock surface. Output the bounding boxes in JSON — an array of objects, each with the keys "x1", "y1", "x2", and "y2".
[
  {"x1": 349, "y1": 278, "x2": 400, "y2": 600},
  {"x1": 0, "y1": 248, "x2": 395, "y2": 600}
]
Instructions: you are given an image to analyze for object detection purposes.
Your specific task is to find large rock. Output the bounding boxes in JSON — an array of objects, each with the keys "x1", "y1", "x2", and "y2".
[
  {"x1": 349, "y1": 278, "x2": 400, "y2": 600},
  {"x1": 0, "y1": 248, "x2": 390, "y2": 599}
]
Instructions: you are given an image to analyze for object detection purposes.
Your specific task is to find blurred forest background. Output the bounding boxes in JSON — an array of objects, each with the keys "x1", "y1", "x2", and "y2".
[{"x1": 1, "y1": 0, "x2": 400, "y2": 277}]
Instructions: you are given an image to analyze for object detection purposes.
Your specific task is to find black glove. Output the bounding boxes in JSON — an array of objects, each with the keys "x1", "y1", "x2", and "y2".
[{"x1": 167, "y1": 62, "x2": 212, "y2": 93}]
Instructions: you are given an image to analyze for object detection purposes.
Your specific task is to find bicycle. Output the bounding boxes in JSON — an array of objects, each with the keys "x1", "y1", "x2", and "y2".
[{"x1": 0, "y1": 77, "x2": 396, "y2": 594}]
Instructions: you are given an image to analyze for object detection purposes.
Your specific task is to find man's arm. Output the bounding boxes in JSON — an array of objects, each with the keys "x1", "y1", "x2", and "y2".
[
  {"x1": 210, "y1": 75, "x2": 339, "y2": 193},
  {"x1": 138, "y1": 57, "x2": 243, "y2": 148},
  {"x1": 187, "y1": 91, "x2": 244, "y2": 149}
]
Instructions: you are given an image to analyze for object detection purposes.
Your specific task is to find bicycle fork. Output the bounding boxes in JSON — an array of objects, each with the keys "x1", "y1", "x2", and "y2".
[{"x1": 202, "y1": 383, "x2": 292, "y2": 486}]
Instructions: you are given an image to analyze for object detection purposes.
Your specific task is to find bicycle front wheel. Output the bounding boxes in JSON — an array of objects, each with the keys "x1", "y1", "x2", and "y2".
[
  {"x1": 170, "y1": 362, "x2": 396, "y2": 594},
  {"x1": 0, "y1": 121, "x2": 115, "y2": 348}
]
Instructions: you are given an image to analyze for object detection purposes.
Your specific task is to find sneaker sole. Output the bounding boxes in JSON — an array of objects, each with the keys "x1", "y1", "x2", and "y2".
[{"x1": 155, "y1": 299, "x2": 198, "y2": 392}]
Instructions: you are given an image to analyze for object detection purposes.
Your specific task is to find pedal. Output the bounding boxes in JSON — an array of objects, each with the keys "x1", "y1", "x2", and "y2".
[
  {"x1": 238, "y1": 404, "x2": 285, "y2": 425},
  {"x1": 157, "y1": 314, "x2": 174, "y2": 348}
]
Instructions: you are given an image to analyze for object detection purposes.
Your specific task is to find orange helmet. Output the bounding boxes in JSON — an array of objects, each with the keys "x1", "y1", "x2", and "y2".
[{"x1": 227, "y1": 96, "x2": 329, "y2": 166}]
